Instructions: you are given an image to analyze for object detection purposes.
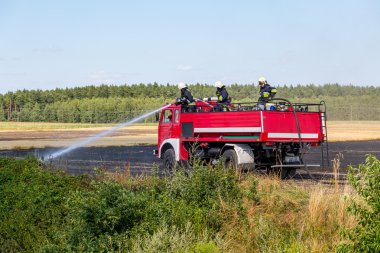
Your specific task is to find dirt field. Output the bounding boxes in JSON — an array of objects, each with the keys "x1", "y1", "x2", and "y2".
[{"x1": 0, "y1": 121, "x2": 379, "y2": 149}]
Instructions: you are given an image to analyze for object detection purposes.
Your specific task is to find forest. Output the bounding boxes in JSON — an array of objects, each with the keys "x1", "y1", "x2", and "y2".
[{"x1": 0, "y1": 83, "x2": 379, "y2": 123}]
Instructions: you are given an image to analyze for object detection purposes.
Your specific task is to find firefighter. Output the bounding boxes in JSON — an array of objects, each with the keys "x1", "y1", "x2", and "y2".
[
  {"x1": 177, "y1": 82, "x2": 195, "y2": 111},
  {"x1": 214, "y1": 81, "x2": 231, "y2": 111},
  {"x1": 258, "y1": 77, "x2": 277, "y2": 109}
]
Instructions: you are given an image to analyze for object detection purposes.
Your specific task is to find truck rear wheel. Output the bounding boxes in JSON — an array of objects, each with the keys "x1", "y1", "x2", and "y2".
[
  {"x1": 268, "y1": 167, "x2": 296, "y2": 179},
  {"x1": 163, "y1": 148, "x2": 176, "y2": 174},
  {"x1": 223, "y1": 149, "x2": 238, "y2": 170}
]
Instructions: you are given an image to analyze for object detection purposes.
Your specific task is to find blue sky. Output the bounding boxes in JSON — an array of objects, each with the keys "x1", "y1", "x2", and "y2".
[{"x1": 0, "y1": 0, "x2": 379, "y2": 93}]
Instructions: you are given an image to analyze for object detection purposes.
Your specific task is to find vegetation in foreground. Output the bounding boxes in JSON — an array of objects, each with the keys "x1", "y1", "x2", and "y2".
[
  {"x1": 0, "y1": 156, "x2": 379, "y2": 252},
  {"x1": 338, "y1": 155, "x2": 380, "y2": 252}
]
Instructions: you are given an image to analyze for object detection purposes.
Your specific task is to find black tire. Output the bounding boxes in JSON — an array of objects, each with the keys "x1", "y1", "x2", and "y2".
[
  {"x1": 267, "y1": 167, "x2": 296, "y2": 179},
  {"x1": 163, "y1": 148, "x2": 176, "y2": 175},
  {"x1": 287, "y1": 168, "x2": 296, "y2": 178},
  {"x1": 222, "y1": 149, "x2": 238, "y2": 170}
]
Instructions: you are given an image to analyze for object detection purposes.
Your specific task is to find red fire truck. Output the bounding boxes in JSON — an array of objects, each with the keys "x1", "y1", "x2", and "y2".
[{"x1": 155, "y1": 99, "x2": 328, "y2": 178}]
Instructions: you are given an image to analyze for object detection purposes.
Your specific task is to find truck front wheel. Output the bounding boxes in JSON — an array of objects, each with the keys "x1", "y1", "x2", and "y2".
[
  {"x1": 163, "y1": 148, "x2": 176, "y2": 174},
  {"x1": 222, "y1": 149, "x2": 238, "y2": 170}
]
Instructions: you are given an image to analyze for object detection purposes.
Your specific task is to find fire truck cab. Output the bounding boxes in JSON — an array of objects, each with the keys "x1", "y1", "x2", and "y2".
[{"x1": 155, "y1": 100, "x2": 328, "y2": 178}]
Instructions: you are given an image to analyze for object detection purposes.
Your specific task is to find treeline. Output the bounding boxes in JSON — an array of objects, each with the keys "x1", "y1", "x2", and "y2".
[
  {"x1": 1, "y1": 83, "x2": 379, "y2": 122},
  {"x1": 13, "y1": 98, "x2": 167, "y2": 123}
]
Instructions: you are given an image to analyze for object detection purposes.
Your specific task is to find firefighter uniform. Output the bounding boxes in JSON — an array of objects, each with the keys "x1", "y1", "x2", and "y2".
[
  {"x1": 259, "y1": 83, "x2": 277, "y2": 102},
  {"x1": 177, "y1": 82, "x2": 195, "y2": 112},
  {"x1": 214, "y1": 81, "x2": 231, "y2": 111},
  {"x1": 216, "y1": 86, "x2": 230, "y2": 104},
  {"x1": 180, "y1": 88, "x2": 195, "y2": 104}
]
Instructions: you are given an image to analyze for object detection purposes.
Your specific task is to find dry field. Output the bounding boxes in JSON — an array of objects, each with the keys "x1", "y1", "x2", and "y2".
[
  {"x1": 327, "y1": 121, "x2": 380, "y2": 141},
  {"x1": 0, "y1": 123, "x2": 157, "y2": 149},
  {"x1": 0, "y1": 121, "x2": 379, "y2": 149}
]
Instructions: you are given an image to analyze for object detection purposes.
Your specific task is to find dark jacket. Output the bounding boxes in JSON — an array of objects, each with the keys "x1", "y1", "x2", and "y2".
[
  {"x1": 259, "y1": 84, "x2": 277, "y2": 102},
  {"x1": 216, "y1": 86, "x2": 230, "y2": 103},
  {"x1": 181, "y1": 88, "x2": 194, "y2": 104}
]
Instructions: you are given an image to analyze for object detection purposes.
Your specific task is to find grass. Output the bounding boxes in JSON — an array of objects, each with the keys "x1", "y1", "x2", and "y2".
[{"x1": 222, "y1": 176, "x2": 357, "y2": 253}]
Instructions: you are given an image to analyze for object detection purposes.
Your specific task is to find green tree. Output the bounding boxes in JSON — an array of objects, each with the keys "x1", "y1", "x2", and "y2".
[{"x1": 30, "y1": 103, "x2": 44, "y2": 121}]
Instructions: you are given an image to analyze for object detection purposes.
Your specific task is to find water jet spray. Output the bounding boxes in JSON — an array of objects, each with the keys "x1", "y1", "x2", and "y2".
[{"x1": 44, "y1": 104, "x2": 171, "y2": 160}]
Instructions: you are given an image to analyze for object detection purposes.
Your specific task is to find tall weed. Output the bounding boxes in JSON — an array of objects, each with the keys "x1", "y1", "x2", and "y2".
[{"x1": 131, "y1": 223, "x2": 221, "y2": 253}]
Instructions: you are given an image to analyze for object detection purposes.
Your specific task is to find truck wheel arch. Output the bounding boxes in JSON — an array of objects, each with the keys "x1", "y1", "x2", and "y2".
[
  {"x1": 221, "y1": 143, "x2": 255, "y2": 169},
  {"x1": 159, "y1": 138, "x2": 180, "y2": 161}
]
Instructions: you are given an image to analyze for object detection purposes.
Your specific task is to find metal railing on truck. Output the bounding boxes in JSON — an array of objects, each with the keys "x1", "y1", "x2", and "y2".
[{"x1": 183, "y1": 100, "x2": 327, "y2": 113}]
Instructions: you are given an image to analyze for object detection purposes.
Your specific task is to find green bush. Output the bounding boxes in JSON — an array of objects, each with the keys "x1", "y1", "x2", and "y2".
[
  {"x1": 0, "y1": 157, "x2": 87, "y2": 252},
  {"x1": 2, "y1": 155, "x2": 360, "y2": 252},
  {"x1": 163, "y1": 165, "x2": 243, "y2": 232},
  {"x1": 339, "y1": 155, "x2": 380, "y2": 252},
  {"x1": 131, "y1": 223, "x2": 221, "y2": 253},
  {"x1": 45, "y1": 164, "x2": 242, "y2": 252},
  {"x1": 0, "y1": 157, "x2": 252, "y2": 252},
  {"x1": 59, "y1": 181, "x2": 153, "y2": 251},
  {"x1": 244, "y1": 175, "x2": 260, "y2": 204}
]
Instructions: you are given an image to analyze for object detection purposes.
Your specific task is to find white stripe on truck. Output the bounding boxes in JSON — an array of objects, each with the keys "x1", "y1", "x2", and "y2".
[
  {"x1": 267, "y1": 133, "x2": 318, "y2": 138},
  {"x1": 194, "y1": 127, "x2": 262, "y2": 133}
]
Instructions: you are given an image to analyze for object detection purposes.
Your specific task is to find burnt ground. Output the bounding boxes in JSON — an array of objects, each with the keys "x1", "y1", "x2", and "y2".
[{"x1": 0, "y1": 140, "x2": 379, "y2": 181}]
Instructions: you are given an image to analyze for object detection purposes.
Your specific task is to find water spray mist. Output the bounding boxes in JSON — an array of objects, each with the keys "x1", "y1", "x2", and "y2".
[{"x1": 44, "y1": 104, "x2": 171, "y2": 160}]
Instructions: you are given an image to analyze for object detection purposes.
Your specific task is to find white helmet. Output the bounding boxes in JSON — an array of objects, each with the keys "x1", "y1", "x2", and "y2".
[
  {"x1": 214, "y1": 80, "x2": 224, "y2": 88},
  {"x1": 258, "y1": 76, "x2": 266, "y2": 85},
  {"x1": 177, "y1": 82, "x2": 187, "y2": 90}
]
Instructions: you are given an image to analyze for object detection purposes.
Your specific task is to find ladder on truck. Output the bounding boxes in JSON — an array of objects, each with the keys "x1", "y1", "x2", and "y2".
[{"x1": 320, "y1": 101, "x2": 330, "y2": 168}]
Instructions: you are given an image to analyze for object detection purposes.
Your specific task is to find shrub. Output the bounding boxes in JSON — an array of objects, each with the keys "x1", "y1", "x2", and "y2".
[
  {"x1": 131, "y1": 223, "x2": 221, "y2": 253},
  {"x1": 46, "y1": 163, "x2": 242, "y2": 252},
  {"x1": 338, "y1": 155, "x2": 380, "y2": 252},
  {"x1": 244, "y1": 175, "x2": 260, "y2": 204},
  {"x1": 3, "y1": 155, "x2": 357, "y2": 252},
  {"x1": 46, "y1": 180, "x2": 155, "y2": 252},
  {"x1": 163, "y1": 164, "x2": 244, "y2": 232},
  {"x1": 0, "y1": 157, "x2": 87, "y2": 252}
]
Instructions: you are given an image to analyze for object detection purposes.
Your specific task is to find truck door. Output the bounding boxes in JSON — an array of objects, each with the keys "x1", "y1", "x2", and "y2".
[
  {"x1": 171, "y1": 108, "x2": 180, "y2": 137},
  {"x1": 158, "y1": 109, "x2": 174, "y2": 145}
]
